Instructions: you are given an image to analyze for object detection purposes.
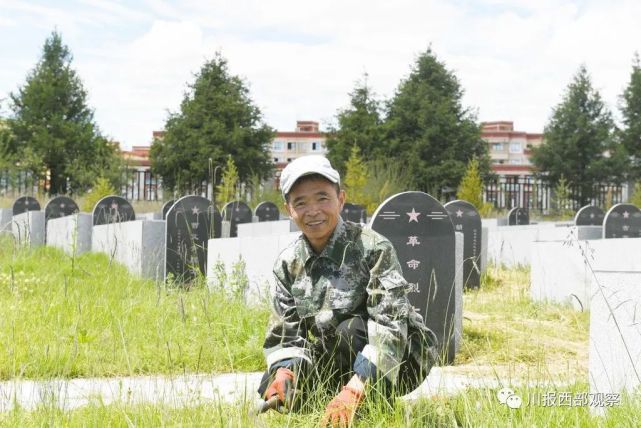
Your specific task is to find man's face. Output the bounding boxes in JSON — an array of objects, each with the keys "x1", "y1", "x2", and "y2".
[{"x1": 285, "y1": 177, "x2": 345, "y2": 253}]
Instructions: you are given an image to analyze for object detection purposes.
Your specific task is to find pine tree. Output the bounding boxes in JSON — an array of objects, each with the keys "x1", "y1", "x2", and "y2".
[
  {"x1": 384, "y1": 47, "x2": 490, "y2": 197},
  {"x1": 343, "y1": 145, "x2": 369, "y2": 206},
  {"x1": 216, "y1": 155, "x2": 239, "y2": 207},
  {"x1": 619, "y1": 53, "x2": 641, "y2": 181},
  {"x1": 81, "y1": 176, "x2": 117, "y2": 212},
  {"x1": 457, "y1": 159, "x2": 483, "y2": 207},
  {"x1": 150, "y1": 53, "x2": 274, "y2": 194},
  {"x1": 326, "y1": 74, "x2": 383, "y2": 173},
  {"x1": 6, "y1": 31, "x2": 121, "y2": 195},
  {"x1": 456, "y1": 158, "x2": 492, "y2": 216},
  {"x1": 531, "y1": 65, "x2": 626, "y2": 205}
]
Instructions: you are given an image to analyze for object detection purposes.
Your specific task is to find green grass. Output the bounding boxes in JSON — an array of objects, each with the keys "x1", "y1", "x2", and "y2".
[
  {"x1": 0, "y1": 235, "x2": 269, "y2": 379},
  {"x1": 456, "y1": 266, "x2": 589, "y2": 381},
  {"x1": 2, "y1": 383, "x2": 639, "y2": 427}
]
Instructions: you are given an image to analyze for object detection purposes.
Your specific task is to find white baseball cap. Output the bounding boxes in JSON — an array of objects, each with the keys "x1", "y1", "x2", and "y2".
[{"x1": 280, "y1": 155, "x2": 340, "y2": 197}]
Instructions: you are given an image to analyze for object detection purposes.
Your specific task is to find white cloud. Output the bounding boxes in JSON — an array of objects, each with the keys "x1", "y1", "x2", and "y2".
[{"x1": 3, "y1": 0, "x2": 641, "y2": 149}]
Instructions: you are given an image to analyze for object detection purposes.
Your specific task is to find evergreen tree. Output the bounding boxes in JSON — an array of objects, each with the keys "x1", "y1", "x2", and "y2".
[
  {"x1": 456, "y1": 158, "x2": 492, "y2": 216},
  {"x1": 343, "y1": 145, "x2": 369, "y2": 206},
  {"x1": 531, "y1": 65, "x2": 627, "y2": 205},
  {"x1": 619, "y1": 53, "x2": 641, "y2": 181},
  {"x1": 384, "y1": 47, "x2": 490, "y2": 197},
  {"x1": 325, "y1": 74, "x2": 383, "y2": 173},
  {"x1": 216, "y1": 155, "x2": 239, "y2": 207},
  {"x1": 6, "y1": 31, "x2": 121, "y2": 195},
  {"x1": 150, "y1": 53, "x2": 274, "y2": 194}
]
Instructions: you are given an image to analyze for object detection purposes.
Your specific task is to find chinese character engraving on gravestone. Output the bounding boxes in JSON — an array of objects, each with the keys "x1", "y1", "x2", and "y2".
[
  {"x1": 165, "y1": 195, "x2": 221, "y2": 284},
  {"x1": 603, "y1": 203, "x2": 641, "y2": 239},
  {"x1": 445, "y1": 199, "x2": 482, "y2": 289},
  {"x1": 92, "y1": 196, "x2": 135, "y2": 226},
  {"x1": 370, "y1": 191, "x2": 456, "y2": 363}
]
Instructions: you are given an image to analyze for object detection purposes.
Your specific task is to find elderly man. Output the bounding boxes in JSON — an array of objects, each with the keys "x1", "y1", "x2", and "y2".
[{"x1": 257, "y1": 155, "x2": 437, "y2": 426}]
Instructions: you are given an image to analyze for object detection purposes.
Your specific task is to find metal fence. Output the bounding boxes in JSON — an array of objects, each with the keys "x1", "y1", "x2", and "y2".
[
  {"x1": 1, "y1": 168, "x2": 626, "y2": 212},
  {"x1": 484, "y1": 175, "x2": 625, "y2": 212},
  {"x1": 121, "y1": 169, "x2": 213, "y2": 202}
]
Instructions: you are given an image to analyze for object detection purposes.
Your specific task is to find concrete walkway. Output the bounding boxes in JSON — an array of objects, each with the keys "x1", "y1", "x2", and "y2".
[{"x1": 0, "y1": 367, "x2": 536, "y2": 412}]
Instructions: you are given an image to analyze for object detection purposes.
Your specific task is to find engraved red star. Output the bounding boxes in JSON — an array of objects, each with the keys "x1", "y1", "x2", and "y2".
[{"x1": 406, "y1": 208, "x2": 421, "y2": 223}]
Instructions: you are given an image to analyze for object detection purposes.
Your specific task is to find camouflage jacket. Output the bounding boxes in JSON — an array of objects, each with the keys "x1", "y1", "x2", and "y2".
[{"x1": 263, "y1": 218, "x2": 436, "y2": 385}]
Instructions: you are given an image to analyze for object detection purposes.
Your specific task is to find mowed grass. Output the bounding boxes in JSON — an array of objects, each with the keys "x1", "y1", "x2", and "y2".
[
  {"x1": 0, "y1": 235, "x2": 269, "y2": 379},
  {"x1": 455, "y1": 265, "x2": 589, "y2": 381},
  {"x1": 2, "y1": 383, "x2": 640, "y2": 427}
]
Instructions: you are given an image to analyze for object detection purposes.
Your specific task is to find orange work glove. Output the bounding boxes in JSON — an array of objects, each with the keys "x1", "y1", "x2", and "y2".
[
  {"x1": 320, "y1": 386, "x2": 364, "y2": 427},
  {"x1": 263, "y1": 367, "x2": 295, "y2": 403}
]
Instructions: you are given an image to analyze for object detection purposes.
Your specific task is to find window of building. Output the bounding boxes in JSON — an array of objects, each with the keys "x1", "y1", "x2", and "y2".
[
  {"x1": 491, "y1": 143, "x2": 503, "y2": 151},
  {"x1": 509, "y1": 142, "x2": 522, "y2": 153},
  {"x1": 510, "y1": 159, "x2": 522, "y2": 165},
  {"x1": 273, "y1": 157, "x2": 279, "y2": 163},
  {"x1": 272, "y1": 141, "x2": 284, "y2": 151},
  {"x1": 287, "y1": 142, "x2": 295, "y2": 150},
  {"x1": 312, "y1": 142, "x2": 318, "y2": 151},
  {"x1": 287, "y1": 158, "x2": 293, "y2": 162}
]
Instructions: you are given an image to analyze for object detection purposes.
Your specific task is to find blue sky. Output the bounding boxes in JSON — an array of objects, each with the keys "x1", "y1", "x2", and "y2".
[{"x1": 1, "y1": 0, "x2": 640, "y2": 150}]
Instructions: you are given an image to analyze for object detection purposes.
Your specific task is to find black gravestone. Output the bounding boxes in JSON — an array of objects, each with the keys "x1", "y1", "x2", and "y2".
[
  {"x1": 165, "y1": 195, "x2": 221, "y2": 284},
  {"x1": 603, "y1": 203, "x2": 641, "y2": 239},
  {"x1": 44, "y1": 196, "x2": 79, "y2": 221},
  {"x1": 254, "y1": 201, "x2": 280, "y2": 222},
  {"x1": 12, "y1": 196, "x2": 41, "y2": 216},
  {"x1": 92, "y1": 196, "x2": 136, "y2": 226},
  {"x1": 507, "y1": 207, "x2": 529, "y2": 226},
  {"x1": 222, "y1": 201, "x2": 253, "y2": 237},
  {"x1": 574, "y1": 205, "x2": 605, "y2": 226},
  {"x1": 341, "y1": 202, "x2": 367, "y2": 223},
  {"x1": 444, "y1": 199, "x2": 482, "y2": 290},
  {"x1": 161, "y1": 199, "x2": 176, "y2": 220},
  {"x1": 370, "y1": 191, "x2": 456, "y2": 363}
]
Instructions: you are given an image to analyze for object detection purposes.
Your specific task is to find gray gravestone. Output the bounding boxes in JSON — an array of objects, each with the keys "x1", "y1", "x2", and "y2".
[
  {"x1": 507, "y1": 207, "x2": 529, "y2": 226},
  {"x1": 254, "y1": 201, "x2": 280, "y2": 222},
  {"x1": 369, "y1": 191, "x2": 457, "y2": 363},
  {"x1": 165, "y1": 195, "x2": 221, "y2": 283},
  {"x1": 574, "y1": 205, "x2": 605, "y2": 226},
  {"x1": 445, "y1": 200, "x2": 482, "y2": 289},
  {"x1": 341, "y1": 203, "x2": 367, "y2": 223},
  {"x1": 44, "y1": 196, "x2": 79, "y2": 221},
  {"x1": 161, "y1": 199, "x2": 176, "y2": 220},
  {"x1": 222, "y1": 201, "x2": 253, "y2": 238},
  {"x1": 92, "y1": 196, "x2": 135, "y2": 226},
  {"x1": 603, "y1": 203, "x2": 641, "y2": 239},
  {"x1": 13, "y1": 196, "x2": 41, "y2": 216}
]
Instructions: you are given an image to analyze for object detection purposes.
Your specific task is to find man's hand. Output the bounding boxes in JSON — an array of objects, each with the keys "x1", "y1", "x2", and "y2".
[
  {"x1": 263, "y1": 367, "x2": 295, "y2": 404},
  {"x1": 320, "y1": 385, "x2": 364, "y2": 427}
]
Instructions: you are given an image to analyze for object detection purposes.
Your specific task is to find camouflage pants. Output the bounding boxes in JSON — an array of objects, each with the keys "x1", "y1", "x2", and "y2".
[{"x1": 258, "y1": 316, "x2": 427, "y2": 400}]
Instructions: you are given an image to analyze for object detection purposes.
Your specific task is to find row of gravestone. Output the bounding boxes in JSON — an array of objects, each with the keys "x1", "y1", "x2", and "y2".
[
  {"x1": 10, "y1": 192, "x2": 482, "y2": 365},
  {"x1": 507, "y1": 204, "x2": 641, "y2": 238}
]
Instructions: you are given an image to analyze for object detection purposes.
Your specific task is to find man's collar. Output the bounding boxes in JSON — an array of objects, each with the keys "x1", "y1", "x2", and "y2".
[{"x1": 299, "y1": 217, "x2": 348, "y2": 264}]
